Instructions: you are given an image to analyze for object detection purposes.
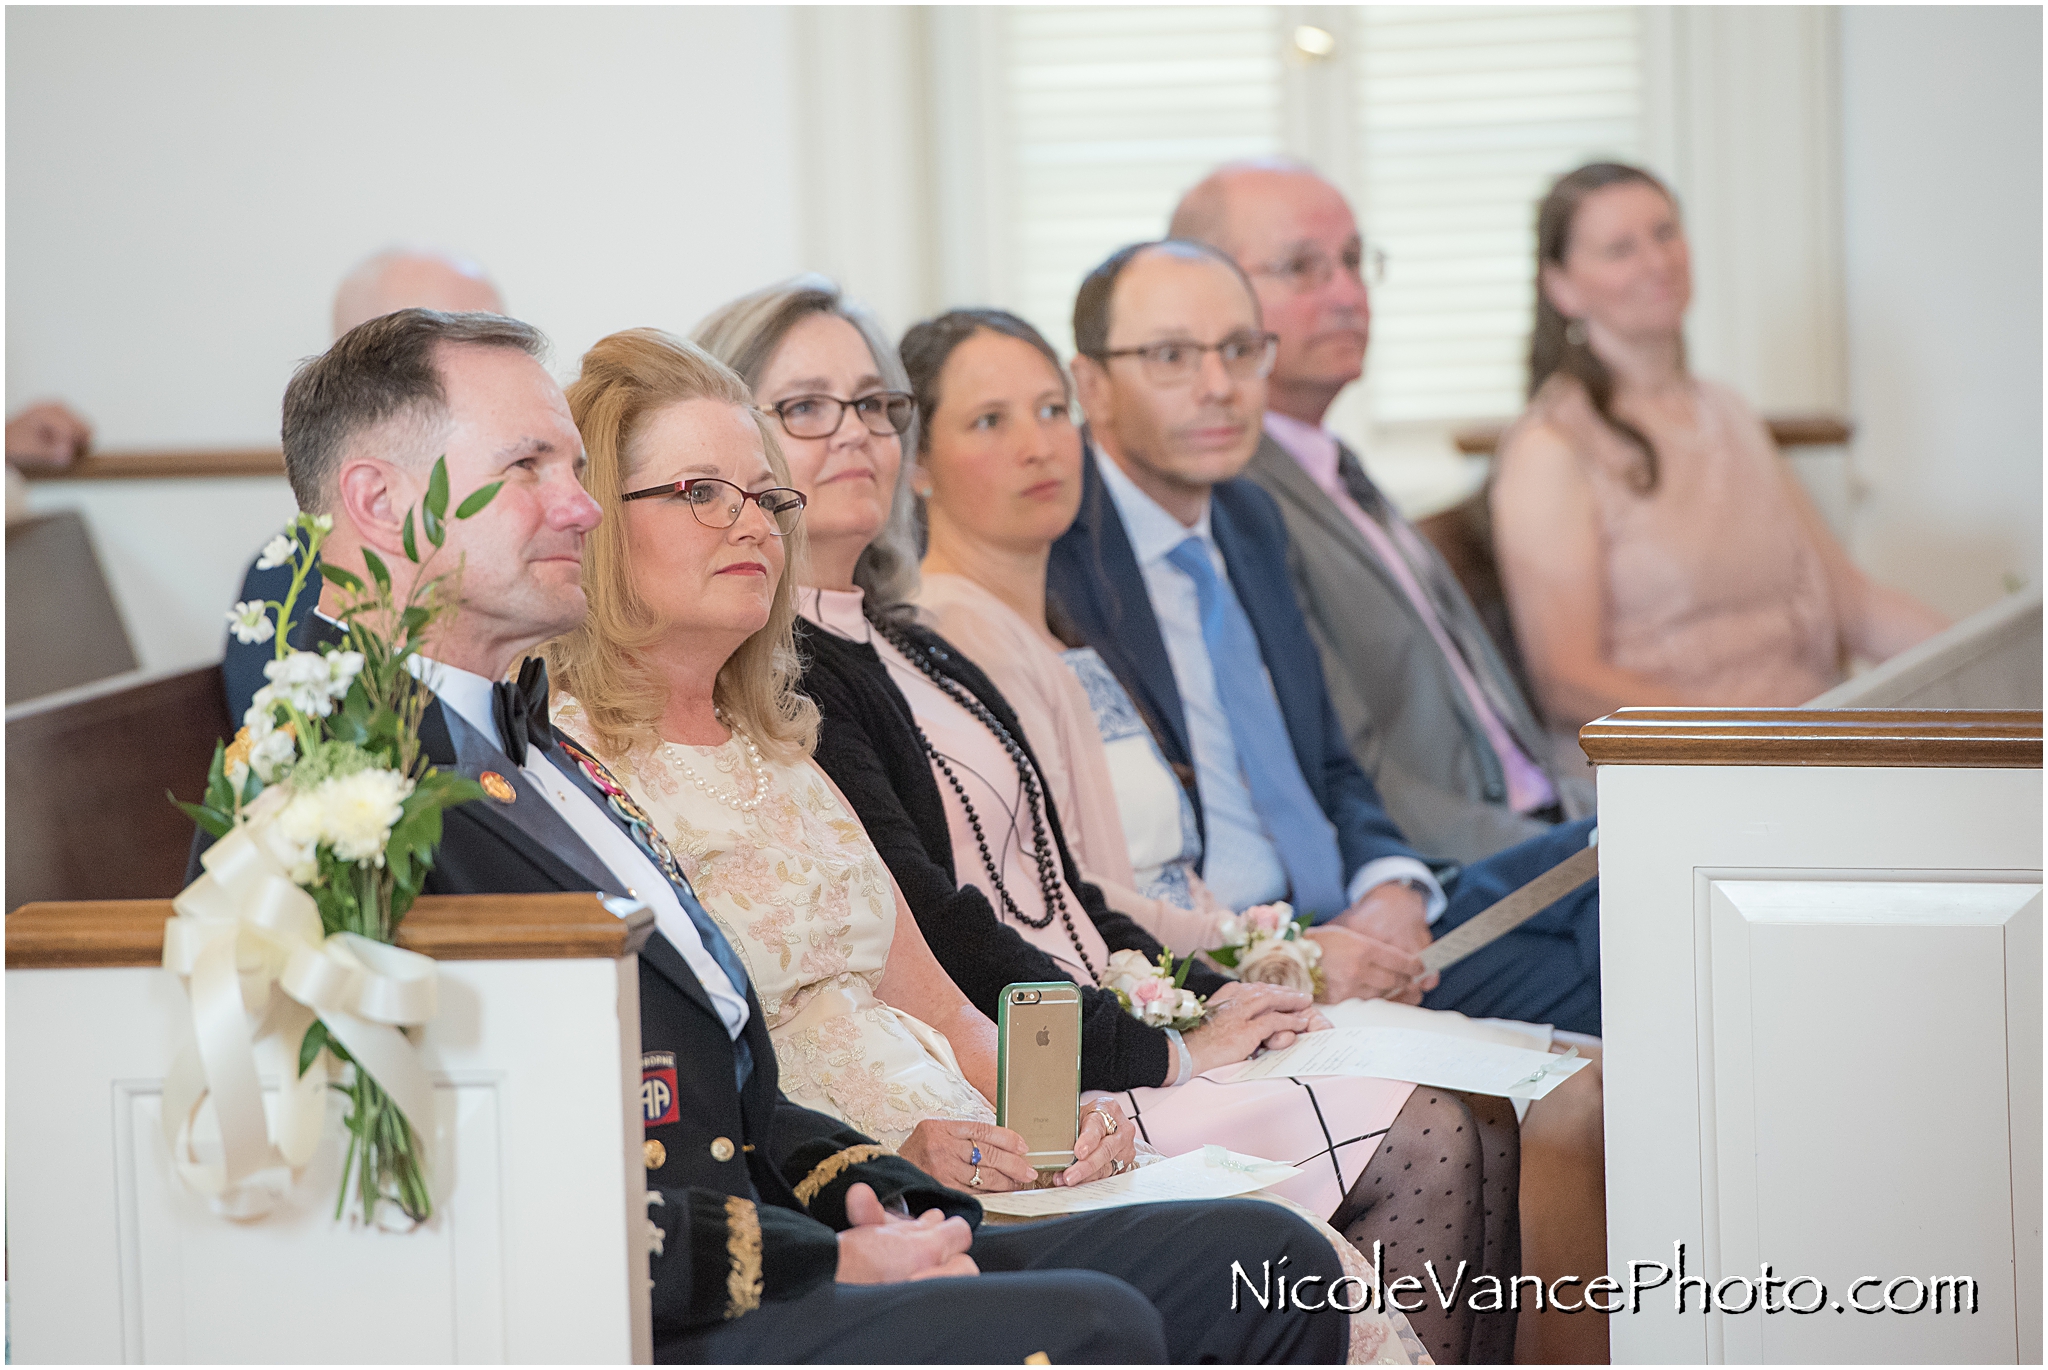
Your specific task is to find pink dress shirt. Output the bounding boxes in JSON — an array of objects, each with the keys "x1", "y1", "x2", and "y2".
[{"x1": 1262, "y1": 413, "x2": 1556, "y2": 815}]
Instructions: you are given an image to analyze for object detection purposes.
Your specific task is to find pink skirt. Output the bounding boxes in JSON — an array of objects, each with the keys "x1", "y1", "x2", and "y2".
[{"x1": 1100, "y1": 1074, "x2": 1415, "y2": 1216}]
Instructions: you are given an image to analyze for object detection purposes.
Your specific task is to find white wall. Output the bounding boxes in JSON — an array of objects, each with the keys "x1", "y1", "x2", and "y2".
[
  {"x1": 7, "y1": 6, "x2": 809, "y2": 675},
  {"x1": 7, "y1": 6, "x2": 804, "y2": 449},
  {"x1": 1840, "y1": 6, "x2": 2043, "y2": 620}
]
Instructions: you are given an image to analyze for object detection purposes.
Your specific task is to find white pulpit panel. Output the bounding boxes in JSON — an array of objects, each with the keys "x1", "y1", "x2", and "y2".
[
  {"x1": 8, "y1": 899, "x2": 653, "y2": 1365},
  {"x1": 1703, "y1": 880, "x2": 2038, "y2": 1364}
]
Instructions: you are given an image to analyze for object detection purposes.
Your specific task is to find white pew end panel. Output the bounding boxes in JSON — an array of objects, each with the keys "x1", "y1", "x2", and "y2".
[
  {"x1": 1586, "y1": 708, "x2": 2042, "y2": 1364},
  {"x1": 6, "y1": 892, "x2": 656, "y2": 1364}
]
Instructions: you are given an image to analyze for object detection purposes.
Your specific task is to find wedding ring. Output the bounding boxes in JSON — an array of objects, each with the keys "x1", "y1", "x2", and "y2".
[
  {"x1": 1093, "y1": 1107, "x2": 1118, "y2": 1136},
  {"x1": 1112, "y1": 1157, "x2": 1127, "y2": 1175},
  {"x1": 969, "y1": 1165, "x2": 983, "y2": 1188}
]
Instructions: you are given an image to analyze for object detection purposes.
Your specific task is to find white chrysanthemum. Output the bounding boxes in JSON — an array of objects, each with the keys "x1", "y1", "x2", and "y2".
[
  {"x1": 226, "y1": 600, "x2": 276, "y2": 646},
  {"x1": 272, "y1": 791, "x2": 326, "y2": 883},
  {"x1": 315, "y1": 768, "x2": 414, "y2": 865},
  {"x1": 254, "y1": 534, "x2": 296, "y2": 571},
  {"x1": 264, "y1": 651, "x2": 342, "y2": 717}
]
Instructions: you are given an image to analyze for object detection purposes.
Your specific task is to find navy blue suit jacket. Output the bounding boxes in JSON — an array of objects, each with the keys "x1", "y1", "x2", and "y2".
[{"x1": 1046, "y1": 443, "x2": 1429, "y2": 885}]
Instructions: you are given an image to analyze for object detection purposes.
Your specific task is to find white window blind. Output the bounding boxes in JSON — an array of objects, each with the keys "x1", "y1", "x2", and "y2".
[
  {"x1": 1354, "y1": 6, "x2": 1644, "y2": 423},
  {"x1": 998, "y1": 5, "x2": 1286, "y2": 355},
  {"x1": 974, "y1": 5, "x2": 1644, "y2": 427}
]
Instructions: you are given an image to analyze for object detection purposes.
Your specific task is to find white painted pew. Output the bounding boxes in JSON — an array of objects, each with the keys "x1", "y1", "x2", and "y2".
[
  {"x1": 6, "y1": 893, "x2": 654, "y2": 1363},
  {"x1": 1590, "y1": 708, "x2": 2041, "y2": 1363}
]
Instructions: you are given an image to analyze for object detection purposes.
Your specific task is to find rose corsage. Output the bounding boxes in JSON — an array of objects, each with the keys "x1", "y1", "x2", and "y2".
[
  {"x1": 1103, "y1": 948, "x2": 1208, "y2": 1031},
  {"x1": 1210, "y1": 901, "x2": 1325, "y2": 999}
]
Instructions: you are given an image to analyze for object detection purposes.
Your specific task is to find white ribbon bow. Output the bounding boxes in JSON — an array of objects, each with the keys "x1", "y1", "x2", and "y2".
[{"x1": 162, "y1": 811, "x2": 438, "y2": 1220}]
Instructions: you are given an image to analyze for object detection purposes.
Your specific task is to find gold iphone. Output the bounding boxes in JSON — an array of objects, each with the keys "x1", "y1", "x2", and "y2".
[{"x1": 995, "y1": 981, "x2": 1082, "y2": 1171}]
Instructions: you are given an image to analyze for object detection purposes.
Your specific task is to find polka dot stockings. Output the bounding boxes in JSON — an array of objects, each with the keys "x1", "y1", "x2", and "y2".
[{"x1": 1332, "y1": 1089, "x2": 1521, "y2": 1364}]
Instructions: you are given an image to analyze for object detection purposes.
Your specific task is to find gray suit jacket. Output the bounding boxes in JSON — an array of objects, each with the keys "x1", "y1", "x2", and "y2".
[{"x1": 1244, "y1": 432, "x2": 1592, "y2": 863}]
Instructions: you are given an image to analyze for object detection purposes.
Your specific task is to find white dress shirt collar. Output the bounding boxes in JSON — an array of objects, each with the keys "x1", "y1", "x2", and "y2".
[
  {"x1": 1095, "y1": 443, "x2": 1214, "y2": 564},
  {"x1": 407, "y1": 656, "x2": 502, "y2": 751}
]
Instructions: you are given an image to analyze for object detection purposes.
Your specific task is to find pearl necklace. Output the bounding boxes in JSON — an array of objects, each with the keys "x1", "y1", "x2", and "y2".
[{"x1": 662, "y1": 711, "x2": 770, "y2": 814}]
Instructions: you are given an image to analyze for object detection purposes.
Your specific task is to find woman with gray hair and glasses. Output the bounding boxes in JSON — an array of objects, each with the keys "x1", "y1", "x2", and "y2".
[{"x1": 691, "y1": 278, "x2": 1521, "y2": 1366}]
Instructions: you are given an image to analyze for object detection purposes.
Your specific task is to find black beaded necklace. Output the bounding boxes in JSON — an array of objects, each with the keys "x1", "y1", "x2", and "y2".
[{"x1": 868, "y1": 613, "x2": 1101, "y2": 986}]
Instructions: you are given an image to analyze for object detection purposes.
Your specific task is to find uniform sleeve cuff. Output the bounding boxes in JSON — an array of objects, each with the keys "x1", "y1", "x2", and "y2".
[{"x1": 1347, "y1": 857, "x2": 1449, "y2": 924}]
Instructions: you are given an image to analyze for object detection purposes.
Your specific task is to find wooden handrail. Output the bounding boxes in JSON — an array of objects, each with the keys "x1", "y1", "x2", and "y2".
[
  {"x1": 4, "y1": 891, "x2": 656, "y2": 969},
  {"x1": 1454, "y1": 413, "x2": 1853, "y2": 457},
  {"x1": 18, "y1": 448, "x2": 285, "y2": 481},
  {"x1": 1580, "y1": 707, "x2": 2043, "y2": 769}
]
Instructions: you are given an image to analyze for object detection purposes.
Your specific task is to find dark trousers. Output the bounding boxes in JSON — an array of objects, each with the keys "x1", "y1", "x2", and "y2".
[
  {"x1": 1423, "y1": 816, "x2": 1602, "y2": 1035},
  {"x1": 668, "y1": 1198, "x2": 1349, "y2": 1364}
]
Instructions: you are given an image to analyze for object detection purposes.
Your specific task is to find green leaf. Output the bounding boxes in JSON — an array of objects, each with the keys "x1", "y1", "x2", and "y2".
[
  {"x1": 1172, "y1": 955, "x2": 1192, "y2": 989},
  {"x1": 422, "y1": 499, "x2": 445, "y2": 549},
  {"x1": 360, "y1": 547, "x2": 392, "y2": 596},
  {"x1": 425, "y1": 456, "x2": 450, "y2": 522},
  {"x1": 298, "y1": 1020, "x2": 331, "y2": 1078},
  {"x1": 239, "y1": 765, "x2": 264, "y2": 806},
  {"x1": 453, "y1": 481, "x2": 502, "y2": 520},
  {"x1": 174, "y1": 797, "x2": 233, "y2": 839},
  {"x1": 401, "y1": 509, "x2": 420, "y2": 564},
  {"x1": 399, "y1": 605, "x2": 431, "y2": 636},
  {"x1": 321, "y1": 563, "x2": 365, "y2": 594}
]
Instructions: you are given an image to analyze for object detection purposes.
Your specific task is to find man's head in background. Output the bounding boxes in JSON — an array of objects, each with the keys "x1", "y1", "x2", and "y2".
[
  {"x1": 1068, "y1": 239, "x2": 1273, "y2": 525},
  {"x1": 282, "y1": 309, "x2": 598, "y2": 678},
  {"x1": 1170, "y1": 159, "x2": 1376, "y2": 429},
  {"x1": 331, "y1": 247, "x2": 503, "y2": 340}
]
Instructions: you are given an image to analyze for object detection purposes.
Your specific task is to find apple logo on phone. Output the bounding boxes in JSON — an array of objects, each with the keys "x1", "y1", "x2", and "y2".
[{"x1": 1036, "y1": 1026, "x2": 1050, "y2": 1047}]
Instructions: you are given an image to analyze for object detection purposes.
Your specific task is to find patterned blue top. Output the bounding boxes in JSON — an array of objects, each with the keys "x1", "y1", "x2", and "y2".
[{"x1": 1060, "y1": 646, "x2": 1203, "y2": 910}]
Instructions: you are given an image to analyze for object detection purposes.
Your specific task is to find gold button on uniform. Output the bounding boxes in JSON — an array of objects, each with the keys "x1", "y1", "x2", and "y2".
[
  {"x1": 710, "y1": 1136, "x2": 736, "y2": 1162},
  {"x1": 479, "y1": 771, "x2": 516, "y2": 803},
  {"x1": 644, "y1": 1139, "x2": 666, "y2": 1170}
]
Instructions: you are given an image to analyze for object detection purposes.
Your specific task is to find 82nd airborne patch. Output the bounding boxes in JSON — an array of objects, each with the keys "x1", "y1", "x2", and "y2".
[{"x1": 641, "y1": 1050, "x2": 680, "y2": 1126}]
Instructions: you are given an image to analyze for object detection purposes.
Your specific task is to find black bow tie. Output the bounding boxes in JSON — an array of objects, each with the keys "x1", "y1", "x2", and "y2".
[{"x1": 491, "y1": 656, "x2": 555, "y2": 767}]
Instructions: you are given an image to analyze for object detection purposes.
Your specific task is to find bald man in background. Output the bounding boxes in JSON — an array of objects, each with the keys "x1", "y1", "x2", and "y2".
[
  {"x1": 1170, "y1": 161, "x2": 1590, "y2": 867},
  {"x1": 222, "y1": 248, "x2": 506, "y2": 718}
]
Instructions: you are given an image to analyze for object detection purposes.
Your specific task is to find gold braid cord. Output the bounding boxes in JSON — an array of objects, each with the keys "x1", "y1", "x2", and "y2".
[
  {"x1": 722, "y1": 1196, "x2": 763, "y2": 1319},
  {"x1": 793, "y1": 1144, "x2": 888, "y2": 1207}
]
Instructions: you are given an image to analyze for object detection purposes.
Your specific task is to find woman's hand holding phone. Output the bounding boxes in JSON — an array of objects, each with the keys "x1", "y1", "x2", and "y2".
[
  {"x1": 1057, "y1": 1099, "x2": 1138, "y2": 1186},
  {"x1": 898, "y1": 1117, "x2": 1038, "y2": 1192}
]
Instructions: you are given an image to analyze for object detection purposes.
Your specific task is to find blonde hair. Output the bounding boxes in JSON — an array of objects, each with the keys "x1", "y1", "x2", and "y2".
[
  {"x1": 543, "y1": 327, "x2": 819, "y2": 764},
  {"x1": 691, "y1": 274, "x2": 923, "y2": 617}
]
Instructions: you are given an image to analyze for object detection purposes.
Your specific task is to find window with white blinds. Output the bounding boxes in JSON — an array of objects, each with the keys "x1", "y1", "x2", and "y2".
[
  {"x1": 997, "y1": 6, "x2": 1285, "y2": 356},
  {"x1": 967, "y1": 5, "x2": 1645, "y2": 429},
  {"x1": 1354, "y1": 6, "x2": 1644, "y2": 423}
]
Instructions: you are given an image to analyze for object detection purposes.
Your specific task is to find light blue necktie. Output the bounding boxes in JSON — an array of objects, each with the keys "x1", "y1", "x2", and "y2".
[{"x1": 1165, "y1": 536, "x2": 1349, "y2": 917}]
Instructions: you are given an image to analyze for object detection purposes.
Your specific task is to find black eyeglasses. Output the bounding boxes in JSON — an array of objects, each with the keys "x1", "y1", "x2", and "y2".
[
  {"x1": 1088, "y1": 331, "x2": 1279, "y2": 386},
  {"x1": 761, "y1": 391, "x2": 915, "y2": 440},
  {"x1": 620, "y1": 477, "x2": 807, "y2": 536}
]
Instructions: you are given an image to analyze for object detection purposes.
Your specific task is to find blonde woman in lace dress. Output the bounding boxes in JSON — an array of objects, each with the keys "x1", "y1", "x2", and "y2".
[{"x1": 540, "y1": 326, "x2": 1135, "y2": 1195}]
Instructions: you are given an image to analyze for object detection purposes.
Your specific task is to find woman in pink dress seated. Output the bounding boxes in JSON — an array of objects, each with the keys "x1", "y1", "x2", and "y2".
[{"x1": 1493, "y1": 161, "x2": 1947, "y2": 731}]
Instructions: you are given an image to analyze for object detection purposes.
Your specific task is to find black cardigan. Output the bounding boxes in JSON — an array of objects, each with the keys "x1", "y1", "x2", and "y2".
[{"x1": 796, "y1": 614, "x2": 1230, "y2": 1093}]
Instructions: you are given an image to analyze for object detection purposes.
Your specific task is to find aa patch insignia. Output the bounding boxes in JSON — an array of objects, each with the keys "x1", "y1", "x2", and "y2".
[{"x1": 641, "y1": 1050, "x2": 680, "y2": 1126}]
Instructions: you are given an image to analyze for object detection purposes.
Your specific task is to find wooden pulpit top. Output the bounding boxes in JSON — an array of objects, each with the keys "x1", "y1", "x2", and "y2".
[
  {"x1": 1580, "y1": 707, "x2": 2044, "y2": 769},
  {"x1": 4, "y1": 892, "x2": 655, "y2": 970}
]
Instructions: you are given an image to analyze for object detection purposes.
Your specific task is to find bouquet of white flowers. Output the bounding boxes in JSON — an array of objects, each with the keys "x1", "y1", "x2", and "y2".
[
  {"x1": 1102, "y1": 948, "x2": 1209, "y2": 1032},
  {"x1": 173, "y1": 459, "x2": 498, "y2": 1226},
  {"x1": 1210, "y1": 901, "x2": 1325, "y2": 999}
]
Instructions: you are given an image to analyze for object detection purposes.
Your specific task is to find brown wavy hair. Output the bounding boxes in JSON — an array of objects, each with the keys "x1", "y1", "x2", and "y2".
[
  {"x1": 1528, "y1": 161, "x2": 1682, "y2": 492},
  {"x1": 542, "y1": 328, "x2": 818, "y2": 764}
]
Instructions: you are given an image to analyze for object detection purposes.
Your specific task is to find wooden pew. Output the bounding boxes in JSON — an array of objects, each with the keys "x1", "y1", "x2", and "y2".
[
  {"x1": 6, "y1": 509, "x2": 139, "y2": 702},
  {"x1": 5, "y1": 664, "x2": 228, "y2": 910}
]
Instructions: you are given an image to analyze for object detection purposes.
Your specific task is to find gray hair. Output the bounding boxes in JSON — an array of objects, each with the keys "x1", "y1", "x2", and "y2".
[{"x1": 690, "y1": 274, "x2": 922, "y2": 616}]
